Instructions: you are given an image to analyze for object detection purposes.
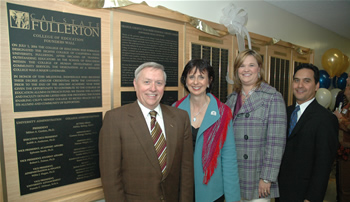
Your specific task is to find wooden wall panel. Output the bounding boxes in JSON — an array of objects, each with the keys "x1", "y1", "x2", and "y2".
[
  {"x1": 267, "y1": 45, "x2": 292, "y2": 106},
  {"x1": 0, "y1": 1, "x2": 315, "y2": 201},
  {"x1": 112, "y1": 6, "x2": 186, "y2": 107},
  {"x1": 185, "y1": 20, "x2": 234, "y2": 101},
  {"x1": 0, "y1": 0, "x2": 110, "y2": 201}
]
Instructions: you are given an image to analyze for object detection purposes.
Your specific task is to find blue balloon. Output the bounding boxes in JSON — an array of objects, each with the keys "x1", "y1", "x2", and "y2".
[
  {"x1": 319, "y1": 70, "x2": 331, "y2": 89},
  {"x1": 340, "y1": 72, "x2": 348, "y2": 79},
  {"x1": 337, "y1": 76, "x2": 347, "y2": 90}
]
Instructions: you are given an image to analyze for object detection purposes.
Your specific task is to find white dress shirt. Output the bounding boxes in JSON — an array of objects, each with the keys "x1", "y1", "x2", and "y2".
[
  {"x1": 295, "y1": 98, "x2": 315, "y2": 122},
  {"x1": 137, "y1": 100, "x2": 166, "y2": 139}
]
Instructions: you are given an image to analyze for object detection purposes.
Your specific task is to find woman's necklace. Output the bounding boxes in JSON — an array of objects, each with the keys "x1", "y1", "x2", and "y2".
[
  {"x1": 242, "y1": 87, "x2": 256, "y2": 103},
  {"x1": 192, "y1": 101, "x2": 208, "y2": 122}
]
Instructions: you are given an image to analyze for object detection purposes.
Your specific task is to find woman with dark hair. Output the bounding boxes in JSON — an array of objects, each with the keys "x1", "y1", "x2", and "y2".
[
  {"x1": 173, "y1": 59, "x2": 240, "y2": 202},
  {"x1": 225, "y1": 49, "x2": 287, "y2": 201}
]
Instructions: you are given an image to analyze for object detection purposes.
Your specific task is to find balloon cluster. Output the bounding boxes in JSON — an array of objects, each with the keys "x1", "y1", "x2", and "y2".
[
  {"x1": 316, "y1": 88, "x2": 343, "y2": 111},
  {"x1": 322, "y1": 48, "x2": 349, "y2": 78},
  {"x1": 319, "y1": 71, "x2": 348, "y2": 90},
  {"x1": 316, "y1": 48, "x2": 349, "y2": 110},
  {"x1": 333, "y1": 73, "x2": 348, "y2": 90},
  {"x1": 316, "y1": 85, "x2": 344, "y2": 110}
]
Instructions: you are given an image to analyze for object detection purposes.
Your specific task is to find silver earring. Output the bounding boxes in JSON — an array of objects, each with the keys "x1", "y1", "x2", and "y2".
[{"x1": 258, "y1": 72, "x2": 261, "y2": 79}]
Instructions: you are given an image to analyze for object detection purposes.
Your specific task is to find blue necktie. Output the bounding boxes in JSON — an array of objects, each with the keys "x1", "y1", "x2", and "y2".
[{"x1": 289, "y1": 105, "x2": 300, "y2": 136}]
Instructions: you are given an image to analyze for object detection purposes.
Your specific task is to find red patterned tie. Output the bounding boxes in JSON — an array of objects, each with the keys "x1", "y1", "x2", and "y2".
[{"x1": 150, "y1": 111, "x2": 167, "y2": 175}]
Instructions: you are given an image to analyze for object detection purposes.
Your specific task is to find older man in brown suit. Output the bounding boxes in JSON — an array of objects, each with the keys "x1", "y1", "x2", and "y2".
[{"x1": 99, "y1": 62, "x2": 194, "y2": 201}]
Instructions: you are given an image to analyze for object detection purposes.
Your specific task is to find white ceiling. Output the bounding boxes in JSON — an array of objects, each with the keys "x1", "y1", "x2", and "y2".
[{"x1": 264, "y1": 0, "x2": 350, "y2": 40}]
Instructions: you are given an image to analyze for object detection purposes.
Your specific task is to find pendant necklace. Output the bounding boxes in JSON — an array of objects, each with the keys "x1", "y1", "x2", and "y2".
[
  {"x1": 192, "y1": 101, "x2": 208, "y2": 122},
  {"x1": 242, "y1": 87, "x2": 256, "y2": 103}
]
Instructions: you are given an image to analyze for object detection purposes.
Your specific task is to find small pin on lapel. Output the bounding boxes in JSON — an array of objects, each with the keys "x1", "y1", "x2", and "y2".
[
  {"x1": 211, "y1": 111, "x2": 217, "y2": 116},
  {"x1": 170, "y1": 124, "x2": 174, "y2": 127}
]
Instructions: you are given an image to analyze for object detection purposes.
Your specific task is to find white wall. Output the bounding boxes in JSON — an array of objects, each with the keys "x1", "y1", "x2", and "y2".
[{"x1": 135, "y1": 0, "x2": 350, "y2": 72}]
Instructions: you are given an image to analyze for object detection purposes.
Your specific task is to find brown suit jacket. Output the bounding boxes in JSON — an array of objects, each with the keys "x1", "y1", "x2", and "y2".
[{"x1": 99, "y1": 102, "x2": 194, "y2": 202}]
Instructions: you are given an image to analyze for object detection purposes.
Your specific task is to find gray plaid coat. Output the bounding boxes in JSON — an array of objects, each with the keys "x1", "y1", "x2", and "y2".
[{"x1": 225, "y1": 82, "x2": 287, "y2": 200}]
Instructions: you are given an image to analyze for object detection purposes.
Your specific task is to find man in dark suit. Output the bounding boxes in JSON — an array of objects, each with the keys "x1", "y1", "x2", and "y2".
[
  {"x1": 99, "y1": 62, "x2": 194, "y2": 201},
  {"x1": 278, "y1": 63, "x2": 338, "y2": 202}
]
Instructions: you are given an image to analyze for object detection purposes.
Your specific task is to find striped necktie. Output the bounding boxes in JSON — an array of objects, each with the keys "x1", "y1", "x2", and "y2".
[
  {"x1": 149, "y1": 110, "x2": 167, "y2": 175},
  {"x1": 288, "y1": 105, "x2": 300, "y2": 136}
]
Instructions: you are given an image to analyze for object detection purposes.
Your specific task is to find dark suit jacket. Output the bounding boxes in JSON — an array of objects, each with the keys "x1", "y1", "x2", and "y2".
[
  {"x1": 99, "y1": 102, "x2": 194, "y2": 202},
  {"x1": 278, "y1": 99, "x2": 338, "y2": 202}
]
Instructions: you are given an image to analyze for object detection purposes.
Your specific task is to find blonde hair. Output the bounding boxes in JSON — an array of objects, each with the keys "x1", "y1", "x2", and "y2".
[{"x1": 232, "y1": 49, "x2": 266, "y2": 93}]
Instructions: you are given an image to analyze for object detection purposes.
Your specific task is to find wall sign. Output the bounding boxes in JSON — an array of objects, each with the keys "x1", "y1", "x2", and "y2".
[
  {"x1": 120, "y1": 22, "x2": 178, "y2": 87},
  {"x1": 7, "y1": 3, "x2": 102, "y2": 112},
  {"x1": 15, "y1": 112, "x2": 102, "y2": 195}
]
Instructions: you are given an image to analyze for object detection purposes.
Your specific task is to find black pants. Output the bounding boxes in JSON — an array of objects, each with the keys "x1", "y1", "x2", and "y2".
[{"x1": 214, "y1": 195, "x2": 225, "y2": 202}]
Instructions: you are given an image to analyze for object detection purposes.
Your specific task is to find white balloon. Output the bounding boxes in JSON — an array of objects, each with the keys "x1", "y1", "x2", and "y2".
[
  {"x1": 329, "y1": 88, "x2": 341, "y2": 111},
  {"x1": 316, "y1": 88, "x2": 332, "y2": 108}
]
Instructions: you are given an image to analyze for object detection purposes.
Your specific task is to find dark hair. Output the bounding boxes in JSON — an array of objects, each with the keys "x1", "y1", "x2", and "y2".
[
  {"x1": 181, "y1": 59, "x2": 214, "y2": 93},
  {"x1": 294, "y1": 63, "x2": 320, "y2": 84},
  {"x1": 232, "y1": 49, "x2": 265, "y2": 93}
]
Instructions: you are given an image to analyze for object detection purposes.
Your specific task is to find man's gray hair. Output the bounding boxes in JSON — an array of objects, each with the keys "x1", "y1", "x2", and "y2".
[{"x1": 134, "y1": 62, "x2": 167, "y2": 82}]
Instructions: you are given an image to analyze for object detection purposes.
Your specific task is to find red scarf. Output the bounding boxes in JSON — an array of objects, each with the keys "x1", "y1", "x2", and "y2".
[{"x1": 174, "y1": 94, "x2": 232, "y2": 184}]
